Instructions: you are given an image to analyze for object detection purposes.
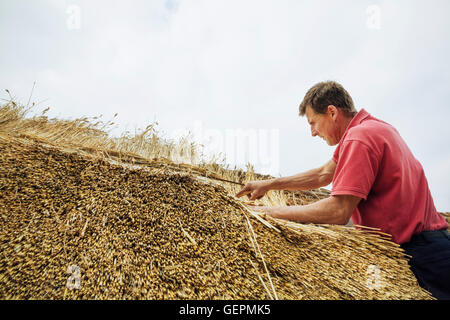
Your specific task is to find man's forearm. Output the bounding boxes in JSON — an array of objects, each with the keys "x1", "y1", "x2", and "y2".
[
  {"x1": 267, "y1": 167, "x2": 330, "y2": 191},
  {"x1": 264, "y1": 197, "x2": 348, "y2": 225},
  {"x1": 235, "y1": 160, "x2": 335, "y2": 200}
]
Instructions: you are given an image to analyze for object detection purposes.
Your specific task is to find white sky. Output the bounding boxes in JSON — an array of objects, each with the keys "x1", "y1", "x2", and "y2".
[{"x1": 1, "y1": 0, "x2": 449, "y2": 211}]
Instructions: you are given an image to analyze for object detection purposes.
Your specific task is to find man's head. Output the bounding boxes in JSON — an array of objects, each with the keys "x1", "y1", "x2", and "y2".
[{"x1": 299, "y1": 81, "x2": 357, "y2": 146}]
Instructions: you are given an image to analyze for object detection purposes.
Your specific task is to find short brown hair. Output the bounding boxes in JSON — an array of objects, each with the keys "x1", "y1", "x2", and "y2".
[{"x1": 299, "y1": 81, "x2": 356, "y2": 117}]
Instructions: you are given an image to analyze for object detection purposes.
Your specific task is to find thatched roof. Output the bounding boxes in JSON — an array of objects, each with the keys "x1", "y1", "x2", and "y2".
[{"x1": 0, "y1": 100, "x2": 435, "y2": 299}]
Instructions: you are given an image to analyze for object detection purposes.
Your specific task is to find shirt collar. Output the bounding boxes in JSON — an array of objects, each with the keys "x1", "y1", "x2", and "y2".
[
  {"x1": 338, "y1": 108, "x2": 370, "y2": 143},
  {"x1": 345, "y1": 108, "x2": 370, "y2": 132}
]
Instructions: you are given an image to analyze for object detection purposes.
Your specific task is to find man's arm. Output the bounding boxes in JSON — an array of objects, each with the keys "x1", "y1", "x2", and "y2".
[
  {"x1": 270, "y1": 159, "x2": 336, "y2": 191},
  {"x1": 235, "y1": 159, "x2": 336, "y2": 200},
  {"x1": 254, "y1": 194, "x2": 361, "y2": 225}
]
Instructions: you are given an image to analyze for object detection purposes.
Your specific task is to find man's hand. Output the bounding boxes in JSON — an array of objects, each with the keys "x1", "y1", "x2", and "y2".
[
  {"x1": 248, "y1": 205, "x2": 275, "y2": 217},
  {"x1": 235, "y1": 180, "x2": 272, "y2": 200}
]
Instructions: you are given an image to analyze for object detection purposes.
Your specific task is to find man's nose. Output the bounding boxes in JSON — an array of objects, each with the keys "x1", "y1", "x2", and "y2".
[{"x1": 311, "y1": 128, "x2": 318, "y2": 137}]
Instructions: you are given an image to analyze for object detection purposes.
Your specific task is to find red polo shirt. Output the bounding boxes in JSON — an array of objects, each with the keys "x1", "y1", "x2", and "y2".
[{"x1": 331, "y1": 109, "x2": 448, "y2": 244}]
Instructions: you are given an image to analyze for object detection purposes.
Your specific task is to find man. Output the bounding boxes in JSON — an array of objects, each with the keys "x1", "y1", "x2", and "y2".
[{"x1": 235, "y1": 81, "x2": 450, "y2": 299}]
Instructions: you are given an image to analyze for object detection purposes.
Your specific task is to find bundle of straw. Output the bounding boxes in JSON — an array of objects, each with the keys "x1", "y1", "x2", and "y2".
[{"x1": 0, "y1": 100, "x2": 434, "y2": 299}]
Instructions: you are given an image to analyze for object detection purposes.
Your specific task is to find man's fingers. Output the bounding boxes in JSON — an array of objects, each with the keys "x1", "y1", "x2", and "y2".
[
  {"x1": 236, "y1": 181, "x2": 266, "y2": 199},
  {"x1": 235, "y1": 188, "x2": 252, "y2": 198},
  {"x1": 249, "y1": 192, "x2": 263, "y2": 201},
  {"x1": 249, "y1": 205, "x2": 267, "y2": 214}
]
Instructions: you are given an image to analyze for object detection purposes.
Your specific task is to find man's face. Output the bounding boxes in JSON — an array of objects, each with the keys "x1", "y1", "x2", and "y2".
[{"x1": 305, "y1": 105, "x2": 340, "y2": 146}]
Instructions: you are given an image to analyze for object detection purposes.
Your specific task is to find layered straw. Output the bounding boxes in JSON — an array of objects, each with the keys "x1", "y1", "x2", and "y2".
[{"x1": 0, "y1": 98, "x2": 439, "y2": 299}]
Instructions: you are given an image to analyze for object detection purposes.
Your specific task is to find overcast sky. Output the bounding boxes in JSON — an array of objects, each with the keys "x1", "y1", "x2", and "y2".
[{"x1": 1, "y1": 0, "x2": 449, "y2": 211}]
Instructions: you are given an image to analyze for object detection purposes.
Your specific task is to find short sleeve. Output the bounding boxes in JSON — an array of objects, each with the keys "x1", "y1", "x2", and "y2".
[{"x1": 331, "y1": 140, "x2": 380, "y2": 200}]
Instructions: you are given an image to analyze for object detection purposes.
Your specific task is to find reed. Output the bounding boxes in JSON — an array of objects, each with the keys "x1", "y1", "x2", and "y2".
[{"x1": 0, "y1": 99, "x2": 435, "y2": 299}]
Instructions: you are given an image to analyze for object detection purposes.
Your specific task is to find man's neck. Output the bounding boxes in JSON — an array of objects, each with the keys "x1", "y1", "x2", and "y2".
[{"x1": 338, "y1": 114, "x2": 355, "y2": 139}]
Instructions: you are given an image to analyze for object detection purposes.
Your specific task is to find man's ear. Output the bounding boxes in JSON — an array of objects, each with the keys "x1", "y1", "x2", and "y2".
[{"x1": 327, "y1": 105, "x2": 338, "y2": 121}]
